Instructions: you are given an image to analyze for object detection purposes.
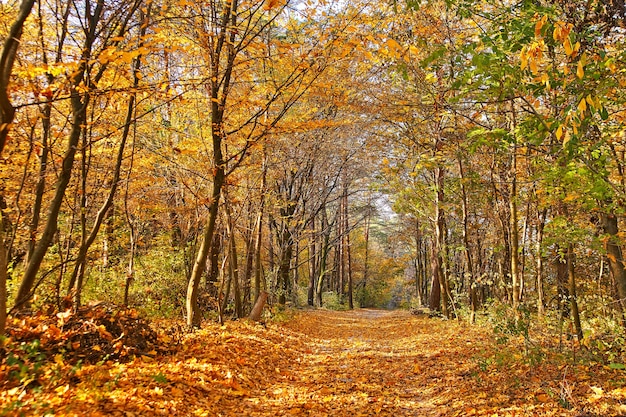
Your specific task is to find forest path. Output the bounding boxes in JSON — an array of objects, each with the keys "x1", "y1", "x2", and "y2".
[
  {"x1": 255, "y1": 308, "x2": 475, "y2": 416},
  {"x1": 16, "y1": 309, "x2": 622, "y2": 416}
]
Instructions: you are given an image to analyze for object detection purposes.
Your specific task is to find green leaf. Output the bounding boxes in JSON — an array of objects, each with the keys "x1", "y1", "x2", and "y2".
[
  {"x1": 609, "y1": 363, "x2": 626, "y2": 370},
  {"x1": 599, "y1": 106, "x2": 609, "y2": 120},
  {"x1": 153, "y1": 372, "x2": 168, "y2": 383}
]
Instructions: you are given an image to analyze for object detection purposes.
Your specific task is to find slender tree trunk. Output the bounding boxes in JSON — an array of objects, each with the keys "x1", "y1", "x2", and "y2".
[
  {"x1": 124, "y1": 222, "x2": 136, "y2": 306},
  {"x1": 0, "y1": 0, "x2": 36, "y2": 153},
  {"x1": 536, "y1": 208, "x2": 547, "y2": 317},
  {"x1": 459, "y1": 157, "x2": 477, "y2": 323},
  {"x1": 567, "y1": 244, "x2": 583, "y2": 341},
  {"x1": 14, "y1": 54, "x2": 91, "y2": 309},
  {"x1": 224, "y1": 194, "x2": 242, "y2": 317},
  {"x1": 555, "y1": 244, "x2": 569, "y2": 345},
  {"x1": 307, "y1": 215, "x2": 316, "y2": 306},
  {"x1": 206, "y1": 228, "x2": 222, "y2": 297},
  {"x1": 27, "y1": 103, "x2": 50, "y2": 263},
  {"x1": 277, "y1": 226, "x2": 293, "y2": 305},
  {"x1": 242, "y1": 209, "x2": 255, "y2": 314},
  {"x1": 253, "y1": 148, "x2": 268, "y2": 305},
  {"x1": 433, "y1": 165, "x2": 449, "y2": 317},
  {"x1": 346, "y1": 215, "x2": 353, "y2": 310},
  {"x1": 316, "y1": 204, "x2": 330, "y2": 307},
  {"x1": 0, "y1": 209, "x2": 8, "y2": 332},
  {"x1": 2, "y1": 0, "x2": 57, "y2": 315},
  {"x1": 361, "y1": 208, "x2": 371, "y2": 307},
  {"x1": 186, "y1": 0, "x2": 238, "y2": 327},
  {"x1": 510, "y1": 147, "x2": 521, "y2": 313}
]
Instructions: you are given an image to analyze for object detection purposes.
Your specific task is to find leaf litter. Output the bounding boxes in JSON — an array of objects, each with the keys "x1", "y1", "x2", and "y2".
[{"x1": 1, "y1": 308, "x2": 625, "y2": 416}]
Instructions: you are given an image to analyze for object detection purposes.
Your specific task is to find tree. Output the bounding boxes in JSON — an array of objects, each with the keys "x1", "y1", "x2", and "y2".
[{"x1": 0, "y1": 0, "x2": 36, "y2": 333}]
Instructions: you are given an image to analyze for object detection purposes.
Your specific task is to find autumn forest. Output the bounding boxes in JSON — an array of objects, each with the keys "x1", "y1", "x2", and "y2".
[{"x1": 2, "y1": 0, "x2": 626, "y2": 415}]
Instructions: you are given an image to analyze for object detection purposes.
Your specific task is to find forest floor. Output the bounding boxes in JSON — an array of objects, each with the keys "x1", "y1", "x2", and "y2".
[{"x1": 2, "y1": 308, "x2": 626, "y2": 416}]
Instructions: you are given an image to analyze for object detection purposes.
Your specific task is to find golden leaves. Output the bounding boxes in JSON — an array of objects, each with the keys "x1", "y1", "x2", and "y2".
[
  {"x1": 3, "y1": 309, "x2": 625, "y2": 416},
  {"x1": 520, "y1": 41, "x2": 544, "y2": 74},
  {"x1": 263, "y1": 0, "x2": 284, "y2": 11}
]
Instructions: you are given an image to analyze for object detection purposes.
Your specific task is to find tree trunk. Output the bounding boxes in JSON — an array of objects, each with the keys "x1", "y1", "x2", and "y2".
[
  {"x1": 14, "y1": 46, "x2": 91, "y2": 309},
  {"x1": 248, "y1": 290, "x2": 268, "y2": 321},
  {"x1": 186, "y1": 0, "x2": 239, "y2": 328},
  {"x1": 458, "y1": 157, "x2": 478, "y2": 323},
  {"x1": 277, "y1": 226, "x2": 294, "y2": 305},
  {"x1": 429, "y1": 242, "x2": 442, "y2": 312},
  {"x1": 0, "y1": 0, "x2": 36, "y2": 153},
  {"x1": 567, "y1": 244, "x2": 583, "y2": 341},
  {"x1": 601, "y1": 212, "x2": 626, "y2": 320},
  {"x1": 510, "y1": 147, "x2": 521, "y2": 313},
  {"x1": 6, "y1": 0, "x2": 64, "y2": 308},
  {"x1": 253, "y1": 151, "x2": 268, "y2": 305},
  {"x1": 346, "y1": 212, "x2": 354, "y2": 310},
  {"x1": 206, "y1": 228, "x2": 222, "y2": 297},
  {"x1": 316, "y1": 204, "x2": 330, "y2": 307},
  {"x1": 362, "y1": 206, "x2": 370, "y2": 306},
  {"x1": 536, "y1": 208, "x2": 547, "y2": 317},
  {"x1": 0, "y1": 209, "x2": 8, "y2": 332},
  {"x1": 433, "y1": 165, "x2": 449, "y2": 317},
  {"x1": 307, "y1": 215, "x2": 316, "y2": 306}
]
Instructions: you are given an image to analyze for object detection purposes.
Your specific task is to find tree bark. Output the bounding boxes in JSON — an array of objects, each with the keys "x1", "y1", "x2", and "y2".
[
  {"x1": 510, "y1": 146, "x2": 521, "y2": 313},
  {"x1": 0, "y1": 0, "x2": 36, "y2": 153},
  {"x1": 316, "y1": 203, "x2": 330, "y2": 307},
  {"x1": 433, "y1": 165, "x2": 449, "y2": 317},
  {"x1": 601, "y1": 212, "x2": 626, "y2": 319},
  {"x1": 567, "y1": 244, "x2": 583, "y2": 341},
  {"x1": 248, "y1": 290, "x2": 268, "y2": 321},
  {"x1": 536, "y1": 208, "x2": 547, "y2": 317},
  {"x1": 307, "y1": 215, "x2": 316, "y2": 306},
  {"x1": 458, "y1": 157, "x2": 478, "y2": 323}
]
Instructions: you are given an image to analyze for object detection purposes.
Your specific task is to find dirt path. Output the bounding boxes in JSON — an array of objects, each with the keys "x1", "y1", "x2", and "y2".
[
  {"x1": 7, "y1": 308, "x2": 623, "y2": 416},
  {"x1": 250, "y1": 309, "x2": 469, "y2": 416},
  {"x1": 241, "y1": 308, "x2": 499, "y2": 417}
]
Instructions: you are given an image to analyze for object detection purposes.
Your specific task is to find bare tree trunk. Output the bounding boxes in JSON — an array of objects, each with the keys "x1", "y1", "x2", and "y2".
[
  {"x1": 536, "y1": 208, "x2": 547, "y2": 317},
  {"x1": 433, "y1": 165, "x2": 449, "y2": 317},
  {"x1": 0, "y1": 0, "x2": 36, "y2": 153},
  {"x1": 124, "y1": 222, "x2": 136, "y2": 306},
  {"x1": 307, "y1": 215, "x2": 316, "y2": 306},
  {"x1": 0, "y1": 209, "x2": 8, "y2": 332},
  {"x1": 361, "y1": 207, "x2": 370, "y2": 307},
  {"x1": 253, "y1": 150, "x2": 268, "y2": 305},
  {"x1": 316, "y1": 204, "x2": 330, "y2": 307},
  {"x1": 346, "y1": 205, "x2": 354, "y2": 310},
  {"x1": 567, "y1": 244, "x2": 583, "y2": 341},
  {"x1": 510, "y1": 146, "x2": 521, "y2": 313},
  {"x1": 429, "y1": 245, "x2": 442, "y2": 312},
  {"x1": 223, "y1": 194, "x2": 242, "y2": 317},
  {"x1": 458, "y1": 157, "x2": 478, "y2": 323},
  {"x1": 0, "y1": 0, "x2": 37, "y2": 329},
  {"x1": 248, "y1": 290, "x2": 268, "y2": 321},
  {"x1": 206, "y1": 228, "x2": 222, "y2": 297},
  {"x1": 242, "y1": 202, "x2": 255, "y2": 314}
]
